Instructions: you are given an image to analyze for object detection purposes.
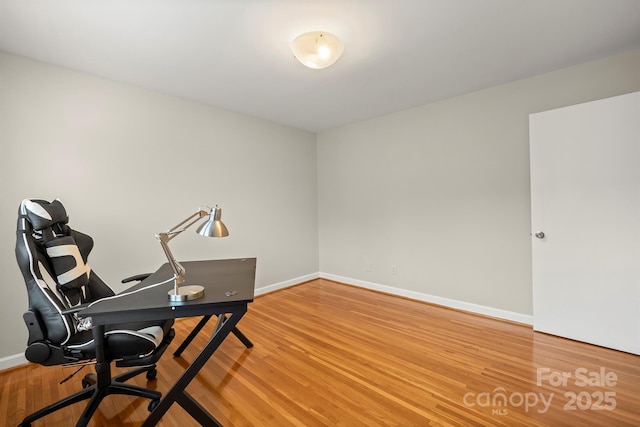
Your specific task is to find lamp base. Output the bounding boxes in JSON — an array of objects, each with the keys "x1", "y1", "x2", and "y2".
[{"x1": 168, "y1": 285, "x2": 205, "y2": 302}]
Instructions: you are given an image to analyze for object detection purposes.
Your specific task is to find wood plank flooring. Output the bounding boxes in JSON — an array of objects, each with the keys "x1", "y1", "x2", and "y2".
[{"x1": 2, "y1": 279, "x2": 639, "y2": 426}]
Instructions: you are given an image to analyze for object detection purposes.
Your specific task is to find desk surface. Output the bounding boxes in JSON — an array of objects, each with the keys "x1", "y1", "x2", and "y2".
[{"x1": 82, "y1": 258, "x2": 256, "y2": 325}]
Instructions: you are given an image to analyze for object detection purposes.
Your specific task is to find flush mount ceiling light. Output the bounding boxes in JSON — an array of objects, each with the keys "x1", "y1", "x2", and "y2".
[{"x1": 291, "y1": 31, "x2": 344, "y2": 69}]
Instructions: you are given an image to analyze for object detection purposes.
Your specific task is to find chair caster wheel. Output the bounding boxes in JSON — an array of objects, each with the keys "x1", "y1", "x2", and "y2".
[
  {"x1": 82, "y1": 378, "x2": 92, "y2": 389},
  {"x1": 146, "y1": 368, "x2": 157, "y2": 380},
  {"x1": 148, "y1": 399, "x2": 160, "y2": 412}
]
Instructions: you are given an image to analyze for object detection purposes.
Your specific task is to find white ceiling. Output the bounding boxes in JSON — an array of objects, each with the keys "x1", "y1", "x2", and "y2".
[{"x1": 2, "y1": 0, "x2": 640, "y2": 132}]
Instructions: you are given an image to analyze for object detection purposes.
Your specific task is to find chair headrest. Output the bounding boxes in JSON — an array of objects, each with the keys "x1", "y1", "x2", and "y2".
[{"x1": 22, "y1": 199, "x2": 69, "y2": 231}]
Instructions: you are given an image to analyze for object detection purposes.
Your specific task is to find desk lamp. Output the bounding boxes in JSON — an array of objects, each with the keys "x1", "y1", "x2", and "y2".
[{"x1": 156, "y1": 206, "x2": 229, "y2": 302}]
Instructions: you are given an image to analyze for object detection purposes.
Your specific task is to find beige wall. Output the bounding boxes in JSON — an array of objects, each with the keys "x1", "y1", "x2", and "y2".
[
  {"x1": 0, "y1": 53, "x2": 319, "y2": 359},
  {"x1": 2, "y1": 48, "x2": 640, "y2": 363},
  {"x1": 317, "y1": 49, "x2": 640, "y2": 317}
]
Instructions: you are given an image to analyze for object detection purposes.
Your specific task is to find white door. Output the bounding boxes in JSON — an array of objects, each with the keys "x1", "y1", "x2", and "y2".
[{"x1": 529, "y1": 91, "x2": 640, "y2": 355}]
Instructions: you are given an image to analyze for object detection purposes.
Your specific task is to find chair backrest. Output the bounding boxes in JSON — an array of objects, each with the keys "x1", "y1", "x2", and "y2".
[{"x1": 16, "y1": 199, "x2": 114, "y2": 345}]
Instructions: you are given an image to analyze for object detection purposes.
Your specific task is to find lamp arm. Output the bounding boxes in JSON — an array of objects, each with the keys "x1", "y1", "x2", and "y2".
[
  {"x1": 156, "y1": 208, "x2": 210, "y2": 284},
  {"x1": 157, "y1": 234, "x2": 185, "y2": 284},
  {"x1": 161, "y1": 208, "x2": 210, "y2": 242}
]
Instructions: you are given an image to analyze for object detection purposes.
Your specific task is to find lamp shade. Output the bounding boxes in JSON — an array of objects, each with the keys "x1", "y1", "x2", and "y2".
[
  {"x1": 292, "y1": 31, "x2": 344, "y2": 69},
  {"x1": 196, "y1": 206, "x2": 229, "y2": 237}
]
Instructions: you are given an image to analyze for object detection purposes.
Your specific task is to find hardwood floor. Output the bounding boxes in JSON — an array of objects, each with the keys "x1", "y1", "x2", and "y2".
[{"x1": 2, "y1": 279, "x2": 639, "y2": 426}]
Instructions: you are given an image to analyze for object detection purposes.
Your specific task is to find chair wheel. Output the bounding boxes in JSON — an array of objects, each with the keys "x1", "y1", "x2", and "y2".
[
  {"x1": 82, "y1": 378, "x2": 92, "y2": 389},
  {"x1": 148, "y1": 399, "x2": 160, "y2": 412},
  {"x1": 146, "y1": 368, "x2": 157, "y2": 380}
]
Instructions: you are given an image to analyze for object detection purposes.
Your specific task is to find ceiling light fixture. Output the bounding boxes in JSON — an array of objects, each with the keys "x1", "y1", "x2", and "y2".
[{"x1": 291, "y1": 31, "x2": 344, "y2": 69}]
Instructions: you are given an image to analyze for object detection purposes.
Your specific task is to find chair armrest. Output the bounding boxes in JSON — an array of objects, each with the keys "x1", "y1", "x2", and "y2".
[
  {"x1": 61, "y1": 303, "x2": 91, "y2": 315},
  {"x1": 121, "y1": 273, "x2": 151, "y2": 283}
]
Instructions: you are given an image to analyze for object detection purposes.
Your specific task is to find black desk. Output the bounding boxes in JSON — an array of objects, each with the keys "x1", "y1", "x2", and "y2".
[{"x1": 81, "y1": 258, "x2": 256, "y2": 426}]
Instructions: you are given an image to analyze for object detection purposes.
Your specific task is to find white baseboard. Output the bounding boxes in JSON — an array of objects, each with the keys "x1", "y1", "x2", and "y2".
[
  {"x1": 0, "y1": 353, "x2": 28, "y2": 371},
  {"x1": 254, "y1": 272, "x2": 320, "y2": 296},
  {"x1": 319, "y1": 272, "x2": 533, "y2": 325}
]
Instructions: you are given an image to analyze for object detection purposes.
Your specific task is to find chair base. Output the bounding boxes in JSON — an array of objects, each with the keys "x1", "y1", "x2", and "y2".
[{"x1": 19, "y1": 365, "x2": 161, "y2": 427}]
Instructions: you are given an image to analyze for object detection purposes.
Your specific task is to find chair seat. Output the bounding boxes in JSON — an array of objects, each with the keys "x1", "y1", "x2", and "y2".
[{"x1": 65, "y1": 319, "x2": 174, "y2": 359}]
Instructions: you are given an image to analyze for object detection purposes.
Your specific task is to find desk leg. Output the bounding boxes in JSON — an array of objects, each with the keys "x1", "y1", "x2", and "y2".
[
  {"x1": 173, "y1": 314, "x2": 253, "y2": 357},
  {"x1": 142, "y1": 308, "x2": 247, "y2": 427},
  {"x1": 173, "y1": 315, "x2": 212, "y2": 357},
  {"x1": 76, "y1": 325, "x2": 110, "y2": 427},
  {"x1": 230, "y1": 320, "x2": 253, "y2": 349}
]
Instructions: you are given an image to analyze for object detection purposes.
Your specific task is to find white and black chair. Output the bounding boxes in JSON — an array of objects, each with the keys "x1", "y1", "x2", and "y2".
[{"x1": 15, "y1": 199, "x2": 175, "y2": 427}]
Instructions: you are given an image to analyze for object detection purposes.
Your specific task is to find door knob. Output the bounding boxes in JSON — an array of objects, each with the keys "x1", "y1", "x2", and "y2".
[{"x1": 535, "y1": 231, "x2": 545, "y2": 239}]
